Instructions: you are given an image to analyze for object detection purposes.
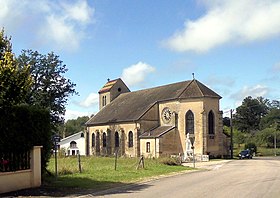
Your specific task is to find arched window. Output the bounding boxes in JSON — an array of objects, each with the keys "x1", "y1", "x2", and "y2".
[
  {"x1": 208, "y1": 110, "x2": 215, "y2": 135},
  {"x1": 96, "y1": 132, "x2": 100, "y2": 152},
  {"x1": 185, "y1": 110, "x2": 194, "y2": 135},
  {"x1": 102, "y1": 96, "x2": 107, "y2": 107},
  {"x1": 70, "y1": 141, "x2": 77, "y2": 148},
  {"x1": 102, "y1": 132, "x2": 107, "y2": 147},
  {"x1": 92, "y1": 133, "x2": 95, "y2": 147},
  {"x1": 128, "y1": 131, "x2": 133, "y2": 147},
  {"x1": 115, "y1": 132, "x2": 119, "y2": 147}
]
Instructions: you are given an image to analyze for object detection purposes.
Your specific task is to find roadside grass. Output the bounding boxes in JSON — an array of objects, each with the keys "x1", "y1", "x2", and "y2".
[
  {"x1": 45, "y1": 156, "x2": 192, "y2": 190},
  {"x1": 256, "y1": 147, "x2": 280, "y2": 156}
]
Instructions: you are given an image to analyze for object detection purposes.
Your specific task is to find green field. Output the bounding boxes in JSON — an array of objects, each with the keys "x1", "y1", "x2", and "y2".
[{"x1": 45, "y1": 156, "x2": 192, "y2": 190}]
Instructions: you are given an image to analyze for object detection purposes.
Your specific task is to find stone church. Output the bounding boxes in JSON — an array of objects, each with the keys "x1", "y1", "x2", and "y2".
[{"x1": 85, "y1": 78, "x2": 229, "y2": 159}]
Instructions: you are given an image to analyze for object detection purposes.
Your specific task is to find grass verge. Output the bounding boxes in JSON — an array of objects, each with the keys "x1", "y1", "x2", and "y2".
[{"x1": 45, "y1": 156, "x2": 192, "y2": 191}]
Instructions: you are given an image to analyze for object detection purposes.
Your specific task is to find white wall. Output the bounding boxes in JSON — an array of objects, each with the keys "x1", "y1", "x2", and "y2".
[{"x1": 59, "y1": 132, "x2": 86, "y2": 156}]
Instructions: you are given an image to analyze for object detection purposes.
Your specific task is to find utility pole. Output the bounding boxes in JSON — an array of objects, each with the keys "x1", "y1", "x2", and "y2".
[
  {"x1": 230, "y1": 109, "x2": 234, "y2": 159},
  {"x1": 274, "y1": 131, "x2": 277, "y2": 157}
]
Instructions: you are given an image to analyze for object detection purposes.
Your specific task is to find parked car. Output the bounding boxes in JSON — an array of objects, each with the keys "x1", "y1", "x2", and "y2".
[{"x1": 238, "y1": 149, "x2": 253, "y2": 159}]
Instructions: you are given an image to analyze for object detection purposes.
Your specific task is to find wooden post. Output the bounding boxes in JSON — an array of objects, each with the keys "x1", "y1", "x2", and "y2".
[
  {"x1": 78, "y1": 154, "x2": 82, "y2": 173},
  {"x1": 114, "y1": 149, "x2": 118, "y2": 171},
  {"x1": 136, "y1": 155, "x2": 144, "y2": 170}
]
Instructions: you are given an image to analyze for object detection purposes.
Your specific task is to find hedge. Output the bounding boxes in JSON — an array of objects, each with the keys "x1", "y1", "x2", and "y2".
[{"x1": 0, "y1": 105, "x2": 52, "y2": 171}]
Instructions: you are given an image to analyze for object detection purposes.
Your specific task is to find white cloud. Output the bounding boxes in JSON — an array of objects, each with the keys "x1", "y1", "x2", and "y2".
[
  {"x1": 230, "y1": 84, "x2": 270, "y2": 106},
  {"x1": 164, "y1": 0, "x2": 280, "y2": 53},
  {"x1": 79, "y1": 93, "x2": 99, "y2": 108},
  {"x1": 40, "y1": 15, "x2": 80, "y2": 50},
  {"x1": 61, "y1": 0, "x2": 94, "y2": 24},
  {"x1": 0, "y1": 0, "x2": 94, "y2": 51},
  {"x1": 121, "y1": 62, "x2": 156, "y2": 87},
  {"x1": 65, "y1": 109, "x2": 93, "y2": 121}
]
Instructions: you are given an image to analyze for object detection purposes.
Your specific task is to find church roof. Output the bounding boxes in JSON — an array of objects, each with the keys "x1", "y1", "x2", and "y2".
[
  {"x1": 86, "y1": 79, "x2": 221, "y2": 126},
  {"x1": 98, "y1": 79, "x2": 119, "y2": 94},
  {"x1": 140, "y1": 126, "x2": 176, "y2": 138}
]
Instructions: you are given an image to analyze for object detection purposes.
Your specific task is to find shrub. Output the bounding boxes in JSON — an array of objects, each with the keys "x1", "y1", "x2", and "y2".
[
  {"x1": 244, "y1": 142, "x2": 257, "y2": 154},
  {"x1": 158, "y1": 157, "x2": 181, "y2": 166},
  {"x1": 0, "y1": 105, "x2": 51, "y2": 172}
]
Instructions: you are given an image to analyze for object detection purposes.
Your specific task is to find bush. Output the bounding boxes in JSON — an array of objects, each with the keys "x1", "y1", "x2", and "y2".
[
  {"x1": 0, "y1": 105, "x2": 51, "y2": 172},
  {"x1": 158, "y1": 157, "x2": 181, "y2": 166},
  {"x1": 244, "y1": 142, "x2": 257, "y2": 154}
]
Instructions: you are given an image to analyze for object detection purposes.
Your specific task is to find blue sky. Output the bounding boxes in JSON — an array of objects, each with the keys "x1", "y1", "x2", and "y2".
[{"x1": 1, "y1": 0, "x2": 280, "y2": 119}]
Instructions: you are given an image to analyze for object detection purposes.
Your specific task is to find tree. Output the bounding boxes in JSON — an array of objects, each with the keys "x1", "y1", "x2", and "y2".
[
  {"x1": 260, "y1": 108, "x2": 280, "y2": 130},
  {"x1": 0, "y1": 29, "x2": 32, "y2": 107},
  {"x1": 233, "y1": 96, "x2": 270, "y2": 132},
  {"x1": 63, "y1": 116, "x2": 89, "y2": 137},
  {"x1": 223, "y1": 117, "x2": 231, "y2": 127},
  {"x1": 17, "y1": 50, "x2": 77, "y2": 129},
  {"x1": 0, "y1": 28, "x2": 12, "y2": 59},
  {"x1": 270, "y1": 100, "x2": 280, "y2": 109}
]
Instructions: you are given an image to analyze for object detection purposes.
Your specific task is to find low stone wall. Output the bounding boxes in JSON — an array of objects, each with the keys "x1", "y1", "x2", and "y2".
[{"x1": 0, "y1": 146, "x2": 42, "y2": 194}]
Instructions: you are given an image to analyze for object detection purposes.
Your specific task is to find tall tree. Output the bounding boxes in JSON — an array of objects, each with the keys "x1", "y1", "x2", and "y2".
[
  {"x1": 17, "y1": 50, "x2": 77, "y2": 129},
  {"x1": 0, "y1": 28, "x2": 12, "y2": 59},
  {"x1": 233, "y1": 96, "x2": 270, "y2": 132},
  {"x1": 260, "y1": 108, "x2": 280, "y2": 130},
  {"x1": 0, "y1": 29, "x2": 32, "y2": 107}
]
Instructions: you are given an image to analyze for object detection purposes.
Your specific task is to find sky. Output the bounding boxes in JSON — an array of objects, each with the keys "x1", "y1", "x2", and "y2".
[{"x1": 1, "y1": 0, "x2": 280, "y2": 120}]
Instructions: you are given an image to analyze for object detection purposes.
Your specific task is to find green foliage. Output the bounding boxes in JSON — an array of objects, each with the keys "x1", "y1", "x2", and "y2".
[
  {"x1": 255, "y1": 128, "x2": 280, "y2": 148},
  {"x1": 233, "y1": 96, "x2": 270, "y2": 132},
  {"x1": 0, "y1": 29, "x2": 32, "y2": 107},
  {"x1": 260, "y1": 108, "x2": 280, "y2": 130},
  {"x1": 63, "y1": 116, "x2": 89, "y2": 137},
  {"x1": 223, "y1": 117, "x2": 231, "y2": 127},
  {"x1": 0, "y1": 28, "x2": 12, "y2": 59},
  {"x1": 244, "y1": 142, "x2": 257, "y2": 153},
  {"x1": 0, "y1": 105, "x2": 52, "y2": 171},
  {"x1": 17, "y1": 49, "x2": 77, "y2": 128}
]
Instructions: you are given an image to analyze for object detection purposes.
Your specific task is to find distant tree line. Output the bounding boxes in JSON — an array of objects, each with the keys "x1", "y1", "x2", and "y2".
[
  {"x1": 59, "y1": 116, "x2": 90, "y2": 137},
  {"x1": 223, "y1": 96, "x2": 280, "y2": 151}
]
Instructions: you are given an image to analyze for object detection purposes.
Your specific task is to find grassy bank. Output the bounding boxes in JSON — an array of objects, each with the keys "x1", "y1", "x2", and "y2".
[{"x1": 45, "y1": 156, "x2": 192, "y2": 190}]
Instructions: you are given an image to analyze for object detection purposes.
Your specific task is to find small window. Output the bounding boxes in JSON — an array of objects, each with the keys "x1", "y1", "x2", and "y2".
[
  {"x1": 146, "y1": 142, "x2": 150, "y2": 153},
  {"x1": 118, "y1": 87, "x2": 122, "y2": 92},
  {"x1": 102, "y1": 96, "x2": 107, "y2": 107},
  {"x1": 128, "y1": 131, "x2": 133, "y2": 147},
  {"x1": 81, "y1": 133, "x2": 84, "y2": 138},
  {"x1": 70, "y1": 141, "x2": 77, "y2": 148},
  {"x1": 102, "y1": 132, "x2": 107, "y2": 147}
]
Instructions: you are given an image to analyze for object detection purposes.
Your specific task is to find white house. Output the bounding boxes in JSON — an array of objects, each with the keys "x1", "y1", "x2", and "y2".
[{"x1": 58, "y1": 131, "x2": 86, "y2": 156}]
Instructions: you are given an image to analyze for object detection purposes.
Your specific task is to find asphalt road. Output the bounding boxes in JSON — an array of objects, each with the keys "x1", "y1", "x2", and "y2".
[{"x1": 90, "y1": 157, "x2": 280, "y2": 198}]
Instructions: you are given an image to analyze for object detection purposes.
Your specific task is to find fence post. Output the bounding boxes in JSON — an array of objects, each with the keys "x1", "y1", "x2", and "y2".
[{"x1": 30, "y1": 146, "x2": 43, "y2": 187}]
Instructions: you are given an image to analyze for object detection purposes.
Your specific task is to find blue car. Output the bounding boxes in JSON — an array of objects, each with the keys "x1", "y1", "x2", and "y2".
[{"x1": 238, "y1": 150, "x2": 253, "y2": 159}]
